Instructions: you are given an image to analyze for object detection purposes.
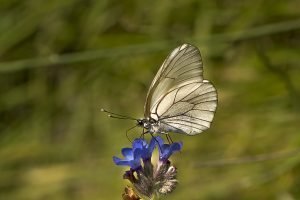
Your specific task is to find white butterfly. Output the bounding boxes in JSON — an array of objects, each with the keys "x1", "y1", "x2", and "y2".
[{"x1": 136, "y1": 43, "x2": 218, "y2": 135}]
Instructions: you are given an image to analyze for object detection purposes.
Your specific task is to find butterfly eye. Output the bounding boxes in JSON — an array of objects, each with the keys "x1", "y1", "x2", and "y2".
[{"x1": 137, "y1": 119, "x2": 143, "y2": 126}]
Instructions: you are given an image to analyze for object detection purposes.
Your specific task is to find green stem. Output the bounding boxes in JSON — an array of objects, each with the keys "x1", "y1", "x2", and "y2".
[{"x1": 150, "y1": 194, "x2": 160, "y2": 200}]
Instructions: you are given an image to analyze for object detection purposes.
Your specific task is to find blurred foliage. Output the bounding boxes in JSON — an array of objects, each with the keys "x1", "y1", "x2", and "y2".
[{"x1": 0, "y1": 0, "x2": 300, "y2": 199}]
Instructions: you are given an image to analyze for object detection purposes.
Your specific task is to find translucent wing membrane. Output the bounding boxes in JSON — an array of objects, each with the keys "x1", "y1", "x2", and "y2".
[
  {"x1": 144, "y1": 44, "x2": 203, "y2": 117},
  {"x1": 144, "y1": 43, "x2": 217, "y2": 135},
  {"x1": 151, "y1": 81, "x2": 217, "y2": 135}
]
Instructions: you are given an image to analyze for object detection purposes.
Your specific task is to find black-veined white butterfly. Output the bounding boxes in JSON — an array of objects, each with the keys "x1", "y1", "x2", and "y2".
[{"x1": 102, "y1": 43, "x2": 217, "y2": 136}]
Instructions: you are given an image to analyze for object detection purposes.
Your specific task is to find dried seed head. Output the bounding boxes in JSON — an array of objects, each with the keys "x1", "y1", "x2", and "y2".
[
  {"x1": 122, "y1": 186, "x2": 141, "y2": 200},
  {"x1": 124, "y1": 160, "x2": 178, "y2": 198},
  {"x1": 155, "y1": 161, "x2": 178, "y2": 195}
]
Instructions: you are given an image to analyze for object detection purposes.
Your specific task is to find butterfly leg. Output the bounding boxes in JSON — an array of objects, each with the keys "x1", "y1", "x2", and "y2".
[
  {"x1": 126, "y1": 125, "x2": 138, "y2": 143},
  {"x1": 166, "y1": 134, "x2": 174, "y2": 144},
  {"x1": 139, "y1": 128, "x2": 146, "y2": 140},
  {"x1": 149, "y1": 132, "x2": 163, "y2": 153},
  {"x1": 166, "y1": 134, "x2": 181, "y2": 153}
]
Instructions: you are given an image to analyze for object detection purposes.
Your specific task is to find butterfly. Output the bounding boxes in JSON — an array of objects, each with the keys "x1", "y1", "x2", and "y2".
[{"x1": 103, "y1": 43, "x2": 217, "y2": 135}]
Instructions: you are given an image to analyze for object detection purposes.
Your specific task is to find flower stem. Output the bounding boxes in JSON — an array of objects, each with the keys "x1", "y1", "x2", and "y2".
[{"x1": 150, "y1": 194, "x2": 160, "y2": 200}]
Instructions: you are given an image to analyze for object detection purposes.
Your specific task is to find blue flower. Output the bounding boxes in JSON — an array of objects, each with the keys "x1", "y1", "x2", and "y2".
[
  {"x1": 156, "y1": 136, "x2": 183, "y2": 161},
  {"x1": 134, "y1": 137, "x2": 157, "y2": 160},
  {"x1": 113, "y1": 138, "x2": 157, "y2": 170},
  {"x1": 113, "y1": 136, "x2": 182, "y2": 169},
  {"x1": 113, "y1": 147, "x2": 143, "y2": 170}
]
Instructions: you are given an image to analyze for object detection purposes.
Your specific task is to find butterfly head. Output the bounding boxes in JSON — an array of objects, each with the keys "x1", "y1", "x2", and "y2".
[
  {"x1": 137, "y1": 118, "x2": 150, "y2": 129},
  {"x1": 137, "y1": 118, "x2": 159, "y2": 131},
  {"x1": 137, "y1": 119, "x2": 144, "y2": 126}
]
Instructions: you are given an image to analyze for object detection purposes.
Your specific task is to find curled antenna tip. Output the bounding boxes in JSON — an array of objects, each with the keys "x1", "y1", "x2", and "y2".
[
  {"x1": 108, "y1": 114, "x2": 112, "y2": 117},
  {"x1": 100, "y1": 108, "x2": 105, "y2": 112}
]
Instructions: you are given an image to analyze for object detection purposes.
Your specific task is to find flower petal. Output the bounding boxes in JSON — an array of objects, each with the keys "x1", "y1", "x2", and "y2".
[
  {"x1": 122, "y1": 148, "x2": 133, "y2": 159},
  {"x1": 170, "y1": 142, "x2": 182, "y2": 153},
  {"x1": 160, "y1": 144, "x2": 170, "y2": 159},
  {"x1": 132, "y1": 138, "x2": 144, "y2": 149},
  {"x1": 158, "y1": 140, "x2": 183, "y2": 161},
  {"x1": 133, "y1": 148, "x2": 142, "y2": 159},
  {"x1": 113, "y1": 156, "x2": 130, "y2": 166},
  {"x1": 155, "y1": 136, "x2": 164, "y2": 147},
  {"x1": 129, "y1": 160, "x2": 141, "y2": 170},
  {"x1": 148, "y1": 136, "x2": 157, "y2": 153}
]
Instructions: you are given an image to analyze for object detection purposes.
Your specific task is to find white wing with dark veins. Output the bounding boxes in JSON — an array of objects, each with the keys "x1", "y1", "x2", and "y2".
[
  {"x1": 154, "y1": 81, "x2": 217, "y2": 135},
  {"x1": 144, "y1": 44, "x2": 217, "y2": 135}
]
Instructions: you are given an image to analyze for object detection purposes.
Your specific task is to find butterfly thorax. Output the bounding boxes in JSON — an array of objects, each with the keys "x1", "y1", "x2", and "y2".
[{"x1": 137, "y1": 118, "x2": 161, "y2": 133}]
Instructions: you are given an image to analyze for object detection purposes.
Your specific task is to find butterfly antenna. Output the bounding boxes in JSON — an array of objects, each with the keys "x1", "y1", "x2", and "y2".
[{"x1": 100, "y1": 108, "x2": 136, "y2": 120}]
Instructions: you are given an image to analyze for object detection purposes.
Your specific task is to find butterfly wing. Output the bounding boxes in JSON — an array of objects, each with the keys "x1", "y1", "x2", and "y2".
[
  {"x1": 144, "y1": 44, "x2": 217, "y2": 135},
  {"x1": 154, "y1": 80, "x2": 217, "y2": 135},
  {"x1": 144, "y1": 43, "x2": 204, "y2": 117}
]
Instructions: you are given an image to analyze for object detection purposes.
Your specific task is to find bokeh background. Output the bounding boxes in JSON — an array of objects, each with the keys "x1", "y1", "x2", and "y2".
[{"x1": 1, "y1": 0, "x2": 300, "y2": 199}]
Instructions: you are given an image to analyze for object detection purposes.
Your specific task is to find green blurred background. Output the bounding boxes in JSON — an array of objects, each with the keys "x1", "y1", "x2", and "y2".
[{"x1": 0, "y1": 0, "x2": 300, "y2": 199}]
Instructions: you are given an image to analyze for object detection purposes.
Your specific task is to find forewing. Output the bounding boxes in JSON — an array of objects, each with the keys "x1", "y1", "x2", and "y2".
[
  {"x1": 144, "y1": 44, "x2": 203, "y2": 117},
  {"x1": 151, "y1": 81, "x2": 217, "y2": 135}
]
